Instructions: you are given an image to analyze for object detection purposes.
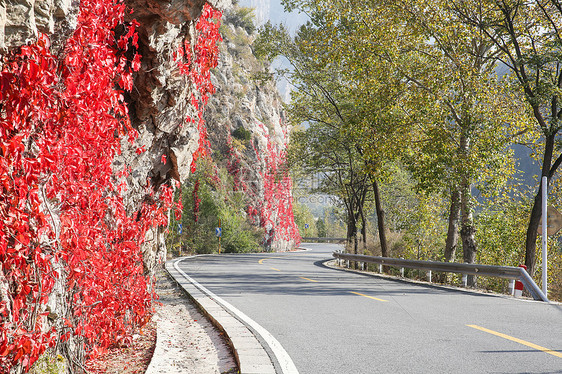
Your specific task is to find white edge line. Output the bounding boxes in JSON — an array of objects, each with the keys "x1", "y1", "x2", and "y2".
[{"x1": 173, "y1": 258, "x2": 300, "y2": 374}]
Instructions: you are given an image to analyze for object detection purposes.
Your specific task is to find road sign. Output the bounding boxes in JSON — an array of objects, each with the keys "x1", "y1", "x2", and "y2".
[
  {"x1": 215, "y1": 227, "x2": 222, "y2": 237},
  {"x1": 538, "y1": 205, "x2": 562, "y2": 236},
  {"x1": 178, "y1": 223, "x2": 182, "y2": 234},
  {"x1": 304, "y1": 223, "x2": 309, "y2": 229}
]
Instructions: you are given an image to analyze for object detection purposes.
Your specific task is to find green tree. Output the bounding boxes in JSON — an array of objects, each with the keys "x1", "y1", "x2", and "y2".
[
  {"x1": 316, "y1": 217, "x2": 328, "y2": 237},
  {"x1": 391, "y1": 0, "x2": 523, "y2": 285},
  {"x1": 257, "y1": 21, "x2": 376, "y2": 255},
  {"x1": 279, "y1": 0, "x2": 522, "y2": 286},
  {"x1": 167, "y1": 161, "x2": 262, "y2": 255},
  {"x1": 256, "y1": 2, "x2": 415, "y2": 257},
  {"x1": 293, "y1": 202, "x2": 319, "y2": 237},
  {"x1": 452, "y1": 0, "x2": 562, "y2": 277}
]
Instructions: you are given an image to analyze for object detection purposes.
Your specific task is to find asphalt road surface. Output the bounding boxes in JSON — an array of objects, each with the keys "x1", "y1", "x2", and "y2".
[{"x1": 176, "y1": 243, "x2": 562, "y2": 374}]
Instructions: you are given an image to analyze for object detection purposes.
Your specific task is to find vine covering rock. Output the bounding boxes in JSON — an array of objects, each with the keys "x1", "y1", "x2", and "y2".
[{"x1": 0, "y1": 0, "x2": 223, "y2": 372}]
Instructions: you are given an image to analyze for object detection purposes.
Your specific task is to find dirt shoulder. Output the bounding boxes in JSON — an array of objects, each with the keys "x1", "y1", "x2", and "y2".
[{"x1": 86, "y1": 266, "x2": 237, "y2": 374}]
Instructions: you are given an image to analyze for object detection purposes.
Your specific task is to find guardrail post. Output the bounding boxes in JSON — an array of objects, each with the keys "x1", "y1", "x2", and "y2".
[
  {"x1": 400, "y1": 268, "x2": 404, "y2": 277},
  {"x1": 462, "y1": 274, "x2": 468, "y2": 287},
  {"x1": 508, "y1": 279, "x2": 515, "y2": 295},
  {"x1": 378, "y1": 264, "x2": 382, "y2": 273},
  {"x1": 346, "y1": 260, "x2": 350, "y2": 268},
  {"x1": 514, "y1": 264, "x2": 525, "y2": 297},
  {"x1": 427, "y1": 270, "x2": 432, "y2": 283}
]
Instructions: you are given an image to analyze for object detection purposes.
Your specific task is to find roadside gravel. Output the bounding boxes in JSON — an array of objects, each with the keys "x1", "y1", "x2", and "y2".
[
  {"x1": 86, "y1": 266, "x2": 237, "y2": 374},
  {"x1": 146, "y1": 266, "x2": 238, "y2": 374}
]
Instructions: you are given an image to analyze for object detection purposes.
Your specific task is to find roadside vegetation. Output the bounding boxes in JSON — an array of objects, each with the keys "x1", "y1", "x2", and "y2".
[
  {"x1": 166, "y1": 159, "x2": 264, "y2": 255},
  {"x1": 256, "y1": 0, "x2": 562, "y2": 301}
]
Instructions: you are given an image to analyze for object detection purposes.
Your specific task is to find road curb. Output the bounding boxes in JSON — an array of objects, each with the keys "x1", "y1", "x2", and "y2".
[
  {"x1": 144, "y1": 311, "x2": 165, "y2": 374},
  {"x1": 164, "y1": 256, "x2": 278, "y2": 374}
]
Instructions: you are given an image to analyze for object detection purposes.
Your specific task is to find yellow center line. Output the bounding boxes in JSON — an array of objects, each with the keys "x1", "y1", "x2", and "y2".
[
  {"x1": 349, "y1": 291, "x2": 388, "y2": 302},
  {"x1": 467, "y1": 324, "x2": 562, "y2": 359},
  {"x1": 299, "y1": 277, "x2": 318, "y2": 282},
  {"x1": 270, "y1": 267, "x2": 281, "y2": 272},
  {"x1": 258, "y1": 257, "x2": 283, "y2": 265}
]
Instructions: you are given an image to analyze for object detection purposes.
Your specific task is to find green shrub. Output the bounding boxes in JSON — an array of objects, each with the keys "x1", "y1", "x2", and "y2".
[
  {"x1": 232, "y1": 126, "x2": 252, "y2": 142},
  {"x1": 166, "y1": 161, "x2": 262, "y2": 255}
]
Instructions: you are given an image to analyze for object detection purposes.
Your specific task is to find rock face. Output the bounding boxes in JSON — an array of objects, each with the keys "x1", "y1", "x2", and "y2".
[
  {"x1": 114, "y1": 0, "x2": 241, "y2": 271},
  {"x1": 0, "y1": 0, "x2": 76, "y2": 51},
  {"x1": 0, "y1": 0, "x2": 298, "y2": 264},
  {"x1": 1, "y1": 0, "x2": 297, "y2": 371},
  {"x1": 204, "y1": 9, "x2": 300, "y2": 251},
  {"x1": 0, "y1": 0, "x2": 231, "y2": 51},
  {"x1": 0, "y1": 0, "x2": 298, "y2": 269}
]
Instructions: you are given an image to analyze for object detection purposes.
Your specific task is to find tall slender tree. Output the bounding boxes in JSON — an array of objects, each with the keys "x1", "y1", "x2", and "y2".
[
  {"x1": 452, "y1": 0, "x2": 562, "y2": 277},
  {"x1": 256, "y1": 4, "x2": 411, "y2": 257}
]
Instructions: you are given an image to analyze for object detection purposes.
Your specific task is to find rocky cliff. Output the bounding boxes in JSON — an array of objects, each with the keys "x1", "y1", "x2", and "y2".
[
  {"x1": 204, "y1": 6, "x2": 299, "y2": 251},
  {"x1": 1, "y1": 0, "x2": 232, "y2": 272},
  {"x1": 1, "y1": 0, "x2": 298, "y2": 371}
]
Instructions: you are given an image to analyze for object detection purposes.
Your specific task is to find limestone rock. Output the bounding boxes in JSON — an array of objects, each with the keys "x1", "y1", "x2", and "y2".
[
  {"x1": 205, "y1": 6, "x2": 298, "y2": 251},
  {"x1": 0, "y1": 0, "x2": 77, "y2": 51}
]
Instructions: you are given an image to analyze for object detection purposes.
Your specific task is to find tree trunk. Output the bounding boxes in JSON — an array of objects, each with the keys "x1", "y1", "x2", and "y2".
[
  {"x1": 460, "y1": 178, "x2": 477, "y2": 287},
  {"x1": 525, "y1": 133, "x2": 555, "y2": 277},
  {"x1": 360, "y1": 206, "x2": 367, "y2": 251},
  {"x1": 346, "y1": 208, "x2": 357, "y2": 253},
  {"x1": 372, "y1": 178, "x2": 388, "y2": 258},
  {"x1": 525, "y1": 192, "x2": 542, "y2": 277},
  {"x1": 444, "y1": 188, "x2": 461, "y2": 262},
  {"x1": 354, "y1": 231, "x2": 359, "y2": 256},
  {"x1": 346, "y1": 213, "x2": 359, "y2": 269}
]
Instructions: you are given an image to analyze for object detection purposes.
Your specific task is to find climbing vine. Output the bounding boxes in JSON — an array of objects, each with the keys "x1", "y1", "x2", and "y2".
[
  {"x1": 255, "y1": 122, "x2": 300, "y2": 248},
  {"x1": 175, "y1": 4, "x2": 223, "y2": 174},
  {"x1": 228, "y1": 121, "x2": 301, "y2": 249},
  {"x1": 0, "y1": 0, "x2": 222, "y2": 372}
]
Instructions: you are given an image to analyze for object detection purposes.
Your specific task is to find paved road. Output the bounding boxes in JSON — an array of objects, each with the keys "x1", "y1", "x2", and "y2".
[{"x1": 177, "y1": 243, "x2": 562, "y2": 374}]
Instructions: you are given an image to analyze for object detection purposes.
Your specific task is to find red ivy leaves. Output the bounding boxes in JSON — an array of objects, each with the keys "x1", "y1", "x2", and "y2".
[
  {"x1": 256, "y1": 122, "x2": 300, "y2": 246},
  {"x1": 227, "y1": 122, "x2": 301, "y2": 247},
  {"x1": 0, "y1": 0, "x2": 180, "y2": 371},
  {"x1": 176, "y1": 4, "x2": 222, "y2": 174}
]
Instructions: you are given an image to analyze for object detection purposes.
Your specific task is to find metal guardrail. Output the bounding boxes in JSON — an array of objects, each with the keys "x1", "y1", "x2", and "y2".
[
  {"x1": 332, "y1": 252, "x2": 549, "y2": 302},
  {"x1": 302, "y1": 237, "x2": 347, "y2": 242}
]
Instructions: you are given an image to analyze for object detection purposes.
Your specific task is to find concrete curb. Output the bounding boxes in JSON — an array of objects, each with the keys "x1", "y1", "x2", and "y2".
[
  {"x1": 145, "y1": 312, "x2": 165, "y2": 374},
  {"x1": 163, "y1": 257, "x2": 277, "y2": 374}
]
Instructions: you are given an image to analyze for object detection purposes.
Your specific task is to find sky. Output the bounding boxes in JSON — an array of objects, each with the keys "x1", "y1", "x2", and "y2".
[
  {"x1": 236, "y1": 0, "x2": 308, "y2": 101},
  {"x1": 237, "y1": 0, "x2": 308, "y2": 31}
]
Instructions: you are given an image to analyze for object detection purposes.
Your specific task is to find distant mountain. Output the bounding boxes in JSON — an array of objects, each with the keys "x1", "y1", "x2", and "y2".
[{"x1": 512, "y1": 144, "x2": 541, "y2": 192}]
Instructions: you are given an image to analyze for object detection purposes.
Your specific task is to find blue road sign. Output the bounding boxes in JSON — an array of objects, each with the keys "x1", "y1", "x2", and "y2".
[
  {"x1": 178, "y1": 223, "x2": 182, "y2": 234},
  {"x1": 305, "y1": 223, "x2": 309, "y2": 229},
  {"x1": 215, "y1": 227, "x2": 222, "y2": 237}
]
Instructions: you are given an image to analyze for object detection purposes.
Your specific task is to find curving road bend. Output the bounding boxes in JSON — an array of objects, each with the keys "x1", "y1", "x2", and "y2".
[{"x1": 176, "y1": 243, "x2": 562, "y2": 374}]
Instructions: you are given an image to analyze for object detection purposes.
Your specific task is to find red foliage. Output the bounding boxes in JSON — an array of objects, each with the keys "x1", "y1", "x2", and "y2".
[
  {"x1": 175, "y1": 4, "x2": 222, "y2": 174},
  {"x1": 0, "y1": 1, "x2": 221, "y2": 372},
  {"x1": 255, "y1": 122, "x2": 300, "y2": 247},
  {"x1": 228, "y1": 122, "x2": 301, "y2": 248}
]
